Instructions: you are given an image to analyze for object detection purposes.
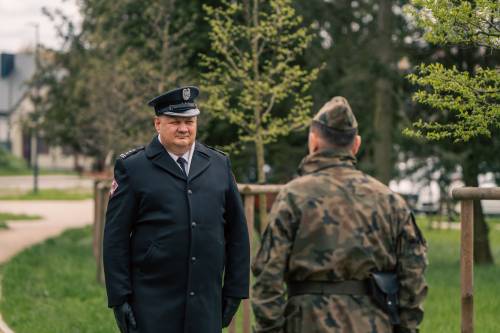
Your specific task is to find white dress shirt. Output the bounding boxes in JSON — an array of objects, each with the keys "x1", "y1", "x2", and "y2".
[{"x1": 158, "y1": 134, "x2": 195, "y2": 175}]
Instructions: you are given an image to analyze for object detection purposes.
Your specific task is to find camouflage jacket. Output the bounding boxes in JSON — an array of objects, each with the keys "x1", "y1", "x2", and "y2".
[{"x1": 252, "y1": 149, "x2": 428, "y2": 333}]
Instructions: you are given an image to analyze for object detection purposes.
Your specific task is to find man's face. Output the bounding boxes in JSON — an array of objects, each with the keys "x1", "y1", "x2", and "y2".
[{"x1": 155, "y1": 115, "x2": 197, "y2": 154}]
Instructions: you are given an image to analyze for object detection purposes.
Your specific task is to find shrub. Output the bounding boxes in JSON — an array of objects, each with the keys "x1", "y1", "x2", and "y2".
[{"x1": 0, "y1": 146, "x2": 29, "y2": 173}]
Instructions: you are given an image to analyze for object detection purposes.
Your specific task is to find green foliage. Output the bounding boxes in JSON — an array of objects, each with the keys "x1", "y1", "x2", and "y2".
[
  {"x1": 201, "y1": 0, "x2": 320, "y2": 147},
  {"x1": 39, "y1": 0, "x2": 211, "y2": 165},
  {"x1": 405, "y1": 0, "x2": 500, "y2": 141},
  {"x1": 407, "y1": 0, "x2": 500, "y2": 48},
  {"x1": 0, "y1": 147, "x2": 29, "y2": 174},
  {"x1": 405, "y1": 63, "x2": 500, "y2": 141}
]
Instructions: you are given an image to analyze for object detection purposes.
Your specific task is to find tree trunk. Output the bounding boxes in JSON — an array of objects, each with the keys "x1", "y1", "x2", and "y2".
[
  {"x1": 251, "y1": 0, "x2": 268, "y2": 234},
  {"x1": 372, "y1": 0, "x2": 394, "y2": 185},
  {"x1": 462, "y1": 150, "x2": 494, "y2": 265}
]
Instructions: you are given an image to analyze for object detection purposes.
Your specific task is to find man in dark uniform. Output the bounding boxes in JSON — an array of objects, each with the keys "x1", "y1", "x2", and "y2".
[{"x1": 103, "y1": 86, "x2": 250, "y2": 333}]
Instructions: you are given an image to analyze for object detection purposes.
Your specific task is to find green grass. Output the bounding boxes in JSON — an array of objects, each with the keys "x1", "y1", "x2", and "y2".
[
  {"x1": 419, "y1": 228, "x2": 500, "y2": 333},
  {"x1": 0, "y1": 226, "x2": 499, "y2": 332},
  {"x1": 0, "y1": 189, "x2": 92, "y2": 201},
  {"x1": 0, "y1": 212, "x2": 41, "y2": 229},
  {"x1": 0, "y1": 227, "x2": 117, "y2": 333},
  {"x1": 0, "y1": 169, "x2": 80, "y2": 176}
]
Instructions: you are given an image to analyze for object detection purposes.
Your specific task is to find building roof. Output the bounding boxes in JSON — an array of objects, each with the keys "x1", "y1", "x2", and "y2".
[{"x1": 0, "y1": 52, "x2": 35, "y2": 114}]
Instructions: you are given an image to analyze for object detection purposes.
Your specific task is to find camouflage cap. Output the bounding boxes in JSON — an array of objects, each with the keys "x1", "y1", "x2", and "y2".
[{"x1": 313, "y1": 96, "x2": 357, "y2": 131}]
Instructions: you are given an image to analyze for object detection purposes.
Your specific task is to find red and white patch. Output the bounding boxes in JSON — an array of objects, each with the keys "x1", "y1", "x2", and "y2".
[{"x1": 110, "y1": 179, "x2": 119, "y2": 197}]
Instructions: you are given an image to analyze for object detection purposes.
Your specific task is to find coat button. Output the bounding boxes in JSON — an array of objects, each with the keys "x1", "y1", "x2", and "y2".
[
  {"x1": 187, "y1": 189, "x2": 193, "y2": 195},
  {"x1": 191, "y1": 222, "x2": 197, "y2": 227},
  {"x1": 189, "y1": 291, "x2": 195, "y2": 296}
]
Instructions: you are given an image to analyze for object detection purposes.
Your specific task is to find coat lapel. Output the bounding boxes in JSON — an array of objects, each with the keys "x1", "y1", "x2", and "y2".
[
  {"x1": 189, "y1": 142, "x2": 211, "y2": 181},
  {"x1": 145, "y1": 136, "x2": 186, "y2": 180}
]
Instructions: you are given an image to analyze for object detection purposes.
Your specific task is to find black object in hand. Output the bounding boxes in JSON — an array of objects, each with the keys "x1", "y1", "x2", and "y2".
[
  {"x1": 222, "y1": 297, "x2": 241, "y2": 328},
  {"x1": 113, "y1": 302, "x2": 137, "y2": 333}
]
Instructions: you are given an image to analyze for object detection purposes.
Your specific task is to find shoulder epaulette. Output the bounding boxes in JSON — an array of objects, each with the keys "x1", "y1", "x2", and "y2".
[
  {"x1": 120, "y1": 146, "x2": 145, "y2": 159},
  {"x1": 204, "y1": 144, "x2": 227, "y2": 156}
]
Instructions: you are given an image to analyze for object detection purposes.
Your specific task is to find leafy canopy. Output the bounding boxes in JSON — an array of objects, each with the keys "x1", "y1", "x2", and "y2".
[
  {"x1": 201, "y1": 0, "x2": 320, "y2": 146},
  {"x1": 404, "y1": 0, "x2": 499, "y2": 142}
]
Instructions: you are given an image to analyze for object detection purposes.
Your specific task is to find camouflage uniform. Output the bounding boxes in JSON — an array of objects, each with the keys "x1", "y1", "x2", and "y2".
[{"x1": 252, "y1": 97, "x2": 427, "y2": 333}]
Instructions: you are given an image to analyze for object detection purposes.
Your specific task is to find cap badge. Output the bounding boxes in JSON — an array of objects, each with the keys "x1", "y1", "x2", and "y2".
[{"x1": 182, "y1": 88, "x2": 191, "y2": 101}]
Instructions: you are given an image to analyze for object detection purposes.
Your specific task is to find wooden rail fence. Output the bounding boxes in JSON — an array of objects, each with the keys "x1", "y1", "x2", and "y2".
[
  {"x1": 93, "y1": 181, "x2": 283, "y2": 333},
  {"x1": 95, "y1": 181, "x2": 499, "y2": 333}
]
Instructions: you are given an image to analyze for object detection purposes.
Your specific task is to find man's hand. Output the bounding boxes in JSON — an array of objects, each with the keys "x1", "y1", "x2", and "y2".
[
  {"x1": 222, "y1": 297, "x2": 241, "y2": 328},
  {"x1": 113, "y1": 302, "x2": 137, "y2": 333}
]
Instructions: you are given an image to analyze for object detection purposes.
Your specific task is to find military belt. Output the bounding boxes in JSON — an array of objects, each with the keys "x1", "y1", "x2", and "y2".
[{"x1": 287, "y1": 280, "x2": 369, "y2": 297}]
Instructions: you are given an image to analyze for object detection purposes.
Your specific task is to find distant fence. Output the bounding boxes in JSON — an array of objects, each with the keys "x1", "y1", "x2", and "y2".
[
  {"x1": 93, "y1": 180, "x2": 283, "y2": 333},
  {"x1": 451, "y1": 187, "x2": 500, "y2": 333}
]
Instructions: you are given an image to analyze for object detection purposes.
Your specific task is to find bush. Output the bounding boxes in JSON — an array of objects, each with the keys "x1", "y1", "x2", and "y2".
[{"x1": 0, "y1": 147, "x2": 29, "y2": 174}]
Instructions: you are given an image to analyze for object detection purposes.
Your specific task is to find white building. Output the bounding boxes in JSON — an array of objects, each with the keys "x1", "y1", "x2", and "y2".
[{"x1": 0, "y1": 51, "x2": 92, "y2": 170}]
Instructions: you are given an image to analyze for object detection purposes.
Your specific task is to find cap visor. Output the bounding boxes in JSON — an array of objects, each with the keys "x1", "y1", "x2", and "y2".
[{"x1": 161, "y1": 108, "x2": 200, "y2": 117}]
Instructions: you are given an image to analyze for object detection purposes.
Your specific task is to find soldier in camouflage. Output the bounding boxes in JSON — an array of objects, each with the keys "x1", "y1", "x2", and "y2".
[{"x1": 252, "y1": 96, "x2": 428, "y2": 333}]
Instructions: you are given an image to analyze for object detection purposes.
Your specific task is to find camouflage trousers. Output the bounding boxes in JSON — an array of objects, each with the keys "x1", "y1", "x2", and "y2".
[{"x1": 283, "y1": 294, "x2": 392, "y2": 333}]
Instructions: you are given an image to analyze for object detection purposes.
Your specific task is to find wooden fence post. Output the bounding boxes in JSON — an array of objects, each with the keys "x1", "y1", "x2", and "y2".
[
  {"x1": 94, "y1": 181, "x2": 110, "y2": 285},
  {"x1": 243, "y1": 194, "x2": 255, "y2": 333},
  {"x1": 452, "y1": 187, "x2": 500, "y2": 333},
  {"x1": 461, "y1": 200, "x2": 474, "y2": 333}
]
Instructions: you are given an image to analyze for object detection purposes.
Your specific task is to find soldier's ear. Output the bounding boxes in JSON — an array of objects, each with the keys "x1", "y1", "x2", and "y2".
[
  {"x1": 308, "y1": 130, "x2": 319, "y2": 154},
  {"x1": 351, "y1": 135, "x2": 361, "y2": 155}
]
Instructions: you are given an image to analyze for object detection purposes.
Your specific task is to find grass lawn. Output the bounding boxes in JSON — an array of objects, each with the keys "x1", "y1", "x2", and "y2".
[
  {"x1": 1, "y1": 225, "x2": 499, "y2": 332},
  {"x1": 419, "y1": 226, "x2": 500, "y2": 333},
  {"x1": 0, "y1": 227, "x2": 117, "y2": 333},
  {"x1": 0, "y1": 189, "x2": 93, "y2": 201},
  {"x1": 0, "y1": 212, "x2": 41, "y2": 229},
  {"x1": 0, "y1": 170, "x2": 80, "y2": 176}
]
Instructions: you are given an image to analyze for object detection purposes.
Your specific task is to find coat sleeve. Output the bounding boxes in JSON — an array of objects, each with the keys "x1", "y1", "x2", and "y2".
[
  {"x1": 222, "y1": 157, "x2": 250, "y2": 299},
  {"x1": 251, "y1": 189, "x2": 298, "y2": 333},
  {"x1": 103, "y1": 158, "x2": 137, "y2": 307},
  {"x1": 396, "y1": 209, "x2": 428, "y2": 330}
]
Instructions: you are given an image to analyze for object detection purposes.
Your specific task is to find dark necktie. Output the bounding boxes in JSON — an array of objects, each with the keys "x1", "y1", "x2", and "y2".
[{"x1": 177, "y1": 157, "x2": 188, "y2": 177}]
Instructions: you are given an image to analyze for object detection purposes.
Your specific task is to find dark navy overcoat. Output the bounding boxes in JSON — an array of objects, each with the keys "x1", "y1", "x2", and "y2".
[{"x1": 103, "y1": 136, "x2": 250, "y2": 333}]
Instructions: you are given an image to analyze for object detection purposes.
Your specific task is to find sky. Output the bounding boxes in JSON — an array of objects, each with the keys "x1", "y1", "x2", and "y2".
[{"x1": 0, "y1": 0, "x2": 81, "y2": 53}]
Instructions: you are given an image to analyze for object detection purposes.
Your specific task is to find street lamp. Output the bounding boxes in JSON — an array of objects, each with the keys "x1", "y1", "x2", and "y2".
[{"x1": 28, "y1": 22, "x2": 40, "y2": 194}]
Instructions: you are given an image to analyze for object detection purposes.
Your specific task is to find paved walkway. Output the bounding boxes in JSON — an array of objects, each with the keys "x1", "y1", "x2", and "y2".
[
  {"x1": 0, "y1": 175, "x2": 94, "y2": 194},
  {"x1": 0, "y1": 200, "x2": 94, "y2": 333}
]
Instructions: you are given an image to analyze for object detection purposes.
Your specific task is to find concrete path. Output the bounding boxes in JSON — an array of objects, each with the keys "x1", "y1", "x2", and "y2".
[
  {"x1": 0, "y1": 175, "x2": 94, "y2": 193},
  {"x1": 0, "y1": 200, "x2": 94, "y2": 333}
]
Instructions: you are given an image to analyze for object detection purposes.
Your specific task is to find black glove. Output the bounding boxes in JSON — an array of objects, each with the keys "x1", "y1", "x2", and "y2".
[
  {"x1": 113, "y1": 302, "x2": 137, "y2": 333},
  {"x1": 394, "y1": 326, "x2": 419, "y2": 333},
  {"x1": 222, "y1": 297, "x2": 241, "y2": 328}
]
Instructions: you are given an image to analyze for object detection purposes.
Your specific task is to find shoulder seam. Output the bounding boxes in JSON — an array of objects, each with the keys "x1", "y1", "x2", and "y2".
[{"x1": 203, "y1": 144, "x2": 227, "y2": 156}]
